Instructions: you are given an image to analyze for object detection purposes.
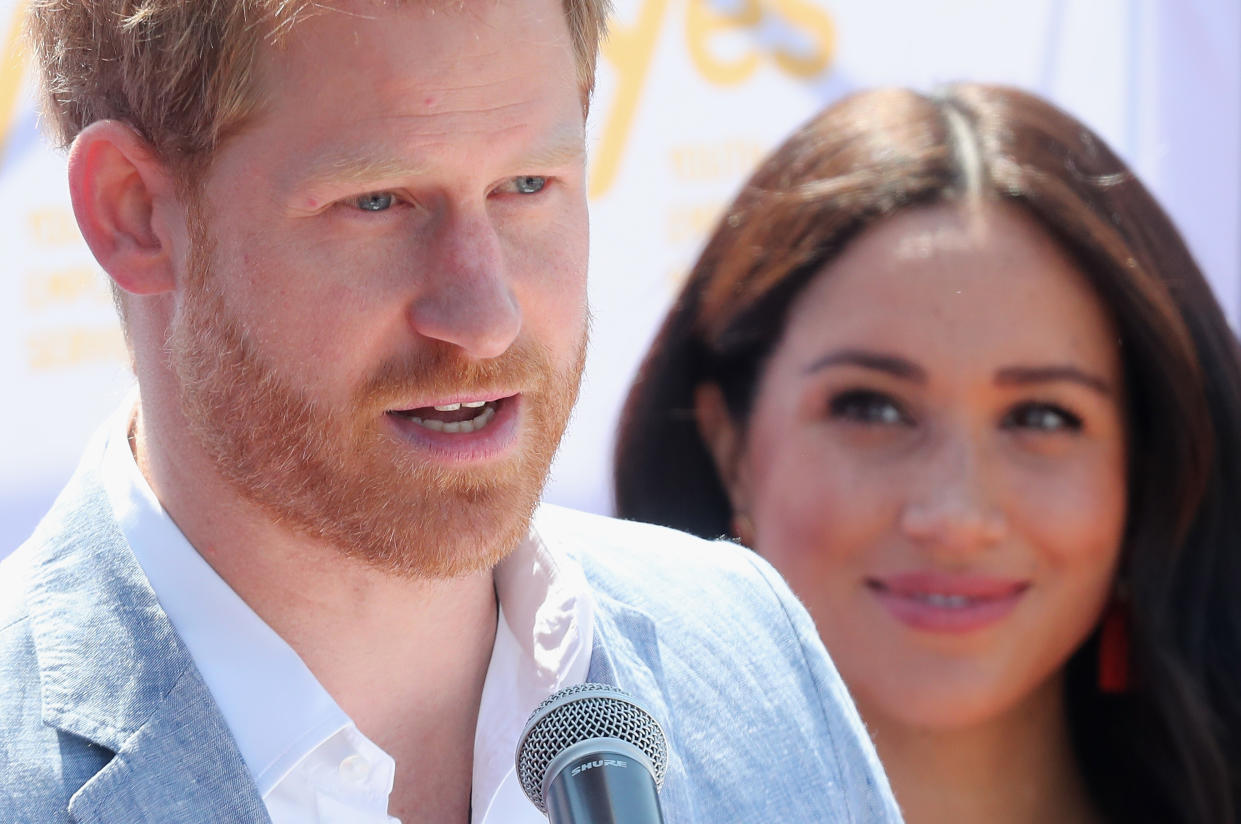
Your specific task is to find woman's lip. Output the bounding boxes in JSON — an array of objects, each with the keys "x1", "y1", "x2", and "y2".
[
  {"x1": 866, "y1": 573, "x2": 1030, "y2": 634},
  {"x1": 869, "y1": 572, "x2": 1030, "y2": 599}
]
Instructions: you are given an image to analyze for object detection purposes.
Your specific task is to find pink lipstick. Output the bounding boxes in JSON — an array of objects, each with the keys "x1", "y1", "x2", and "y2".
[{"x1": 867, "y1": 572, "x2": 1029, "y2": 634}]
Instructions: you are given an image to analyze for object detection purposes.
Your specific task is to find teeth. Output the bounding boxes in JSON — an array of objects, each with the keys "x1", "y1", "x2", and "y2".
[
  {"x1": 919, "y1": 593, "x2": 972, "y2": 608},
  {"x1": 405, "y1": 405, "x2": 496, "y2": 435},
  {"x1": 433, "y1": 400, "x2": 488, "y2": 411}
]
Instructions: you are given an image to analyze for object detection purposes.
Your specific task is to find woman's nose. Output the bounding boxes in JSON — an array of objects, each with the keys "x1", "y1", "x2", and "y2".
[{"x1": 899, "y1": 434, "x2": 1008, "y2": 556}]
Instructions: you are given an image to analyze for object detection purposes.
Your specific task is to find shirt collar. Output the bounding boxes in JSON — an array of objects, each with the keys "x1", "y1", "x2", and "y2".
[
  {"x1": 471, "y1": 513, "x2": 595, "y2": 820},
  {"x1": 99, "y1": 402, "x2": 593, "y2": 818},
  {"x1": 100, "y1": 402, "x2": 352, "y2": 795}
]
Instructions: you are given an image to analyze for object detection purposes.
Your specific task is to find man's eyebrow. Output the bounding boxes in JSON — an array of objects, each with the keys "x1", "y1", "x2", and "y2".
[
  {"x1": 994, "y1": 365, "x2": 1115, "y2": 396},
  {"x1": 803, "y1": 349, "x2": 927, "y2": 382},
  {"x1": 518, "y1": 133, "x2": 587, "y2": 169},
  {"x1": 298, "y1": 130, "x2": 586, "y2": 190},
  {"x1": 299, "y1": 153, "x2": 431, "y2": 189}
]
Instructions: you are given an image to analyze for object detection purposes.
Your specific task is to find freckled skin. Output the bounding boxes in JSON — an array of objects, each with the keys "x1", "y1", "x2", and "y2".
[{"x1": 726, "y1": 202, "x2": 1127, "y2": 731}]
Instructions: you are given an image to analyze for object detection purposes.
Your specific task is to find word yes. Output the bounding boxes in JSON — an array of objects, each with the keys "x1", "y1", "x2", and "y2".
[{"x1": 591, "y1": 0, "x2": 835, "y2": 198}]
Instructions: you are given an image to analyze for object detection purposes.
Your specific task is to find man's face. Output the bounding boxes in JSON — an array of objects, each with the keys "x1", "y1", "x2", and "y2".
[{"x1": 167, "y1": 0, "x2": 590, "y2": 577}]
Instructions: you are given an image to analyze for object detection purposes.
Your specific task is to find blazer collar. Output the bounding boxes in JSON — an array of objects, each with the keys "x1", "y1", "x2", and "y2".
[{"x1": 23, "y1": 442, "x2": 268, "y2": 822}]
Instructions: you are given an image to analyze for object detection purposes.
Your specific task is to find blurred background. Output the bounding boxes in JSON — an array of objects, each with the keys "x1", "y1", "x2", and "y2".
[{"x1": 2, "y1": 0, "x2": 1238, "y2": 554}]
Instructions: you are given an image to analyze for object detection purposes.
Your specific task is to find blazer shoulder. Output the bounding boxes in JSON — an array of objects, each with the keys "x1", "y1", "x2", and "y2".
[
  {"x1": 536, "y1": 505, "x2": 828, "y2": 714},
  {"x1": 539, "y1": 506, "x2": 906, "y2": 822},
  {"x1": 535, "y1": 504, "x2": 788, "y2": 609}
]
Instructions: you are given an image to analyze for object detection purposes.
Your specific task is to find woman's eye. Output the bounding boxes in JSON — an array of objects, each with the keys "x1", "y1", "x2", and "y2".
[
  {"x1": 511, "y1": 175, "x2": 546, "y2": 194},
  {"x1": 829, "y1": 390, "x2": 910, "y2": 426},
  {"x1": 1003, "y1": 402, "x2": 1082, "y2": 433},
  {"x1": 352, "y1": 192, "x2": 396, "y2": 212}
]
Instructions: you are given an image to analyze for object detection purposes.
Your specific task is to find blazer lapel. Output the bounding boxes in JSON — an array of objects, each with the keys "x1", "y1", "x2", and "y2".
[
  {"x1": 24, "y1": 456, "x2": 269, "y2": 823},
  {"x1": 586, "y1": 591, "x2": 694, "y2": 821},
  {"x1": 66, "y1": 670, "x2": 269, "y2": 823}
]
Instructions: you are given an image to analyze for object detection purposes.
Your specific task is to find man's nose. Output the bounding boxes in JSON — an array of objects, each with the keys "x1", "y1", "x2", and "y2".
[
  {"x1": 899, "y1": 432, "x2": 1008, "y2": 557},
  {"x1": 407, "y1": 208, "x2": 522, "y2": 360}
]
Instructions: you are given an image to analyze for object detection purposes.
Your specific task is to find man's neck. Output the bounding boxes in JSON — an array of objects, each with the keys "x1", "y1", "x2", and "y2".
[
  {"x1": 133, "y1": 403, "x2": 500, "y2": 824},
  {"x1": 862, "y1": 677, "x2": 1102, "y2": 824},
  {"x1": 236, "y1": 538, "x2": 497, "y2": 824}
]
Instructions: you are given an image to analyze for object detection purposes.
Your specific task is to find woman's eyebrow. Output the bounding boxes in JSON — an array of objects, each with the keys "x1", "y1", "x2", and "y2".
[
  {"x1": 803, "y1": 349, "x2": 927, "y2": 382},
  {"x1": 994, "y1": 365, "x2": 1115, "y2": 396}
]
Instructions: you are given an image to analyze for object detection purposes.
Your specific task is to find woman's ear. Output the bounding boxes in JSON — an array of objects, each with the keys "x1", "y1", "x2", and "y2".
[
  {"x1": 66, "y1": 120, "x2": 180, "y2": 297},
  {"x1": 693, "y1": 382, "x2": 751, "y2": 515}
]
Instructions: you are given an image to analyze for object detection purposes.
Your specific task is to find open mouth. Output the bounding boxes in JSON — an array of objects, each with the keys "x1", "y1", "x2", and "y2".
[{"x1": 388, "y1": 397, "x2": 505, "y2": 434}]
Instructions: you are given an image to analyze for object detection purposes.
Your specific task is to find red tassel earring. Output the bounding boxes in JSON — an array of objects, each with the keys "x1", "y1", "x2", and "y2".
[{"x1": 1097, "y1": 596, "x2": 1131, "y2": 694}]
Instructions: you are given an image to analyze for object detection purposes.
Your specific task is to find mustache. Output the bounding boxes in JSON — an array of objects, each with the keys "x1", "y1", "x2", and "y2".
[{"x1": 356, "y1": 337, "x2": 551, "y2": 410}]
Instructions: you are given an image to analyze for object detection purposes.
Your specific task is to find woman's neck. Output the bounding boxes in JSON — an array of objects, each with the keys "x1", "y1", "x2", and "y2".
[{"x1": 864, "y1": 676, "x2": 1102, "y2": 824}]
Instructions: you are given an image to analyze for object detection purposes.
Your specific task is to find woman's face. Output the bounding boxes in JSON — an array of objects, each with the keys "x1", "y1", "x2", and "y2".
[{"x1": 707, "y1": 201, "x2": 1127, "y2": 730}]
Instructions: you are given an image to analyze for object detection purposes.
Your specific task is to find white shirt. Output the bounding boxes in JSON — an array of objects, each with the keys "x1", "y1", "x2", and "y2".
[{"x1": 100, "y1": 405, "x2": 594, "y2": 823}]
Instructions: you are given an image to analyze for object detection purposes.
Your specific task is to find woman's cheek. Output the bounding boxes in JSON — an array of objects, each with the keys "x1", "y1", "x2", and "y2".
[
  {"x1": 749, "y1": 439, "x2": 893, "y2": 580},
  {"x1": 1004, "y1": 457, "x2": 1126, "y2": 571}
]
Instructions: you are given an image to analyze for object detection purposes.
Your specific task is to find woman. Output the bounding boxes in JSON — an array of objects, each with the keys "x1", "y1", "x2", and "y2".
[{"x1": 614, "y1": 86, "x2": 1241, "y2": 823}]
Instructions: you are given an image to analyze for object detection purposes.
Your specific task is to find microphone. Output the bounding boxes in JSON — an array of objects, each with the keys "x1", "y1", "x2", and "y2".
[{"x1": 515, "y1": 683, "x2": 669, "y2": 823}]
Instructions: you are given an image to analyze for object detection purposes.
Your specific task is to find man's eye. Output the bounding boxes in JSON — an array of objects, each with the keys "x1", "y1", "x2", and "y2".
[
  {"x1": 353, "y1": 192, "x2": 395, "y2": 212},
  {"x1": 829, "y1": 390, "x2": 910, "y2": 426},
  {"x1": 512, "y1": 176, "x2": 546, "y2": 194},
  {"x1": 1003, "y1": 402, "x2": 1082, "y2": 433}
]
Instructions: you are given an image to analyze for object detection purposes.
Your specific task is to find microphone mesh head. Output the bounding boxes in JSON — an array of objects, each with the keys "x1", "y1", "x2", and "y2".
[{"x1": 516, "y1": 683, "x2": 668, "y2": 812}]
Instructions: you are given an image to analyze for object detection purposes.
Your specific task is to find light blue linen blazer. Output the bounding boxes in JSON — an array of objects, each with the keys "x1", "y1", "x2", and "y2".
[{"x1": 0, "y1": 440, "x2": 902, "y2": 823}]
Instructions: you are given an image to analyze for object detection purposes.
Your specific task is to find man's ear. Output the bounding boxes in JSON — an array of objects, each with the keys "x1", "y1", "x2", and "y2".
[
  {"x1": 66, "y1": 120, "x2": 180, "y2": 296},
  {"x1": 693, "y1": 382, "x2": 751, "y2": 514}
]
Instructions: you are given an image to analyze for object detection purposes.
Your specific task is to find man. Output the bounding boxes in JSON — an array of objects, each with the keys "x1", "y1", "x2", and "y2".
[{"x1": 0, "y1": 1, "x2": 902, "y2": 821}]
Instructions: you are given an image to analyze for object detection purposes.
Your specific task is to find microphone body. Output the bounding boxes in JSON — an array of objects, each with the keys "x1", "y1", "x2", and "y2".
[
  {"x1": 516, "y1": 684, "x2": 669, "y2": 824},
  {"x1": 543, "y1": 739, "x2": 665, "y2": 824}
]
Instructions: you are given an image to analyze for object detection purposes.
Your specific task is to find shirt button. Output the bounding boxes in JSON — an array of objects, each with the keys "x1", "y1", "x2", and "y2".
[{"x1": 339, "y1": 753, "x2": 373, "y2": 785}]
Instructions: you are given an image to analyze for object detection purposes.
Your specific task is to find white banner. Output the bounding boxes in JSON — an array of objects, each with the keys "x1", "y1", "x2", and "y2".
[{"x1": 3, "y1": 0, "x2": 1238, "y2": 552}]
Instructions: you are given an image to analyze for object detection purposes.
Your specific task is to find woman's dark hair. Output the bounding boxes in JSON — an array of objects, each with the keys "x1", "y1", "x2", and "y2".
[{"x1": 614, "y1": 85, "x2": 1241, "y2": 823}]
